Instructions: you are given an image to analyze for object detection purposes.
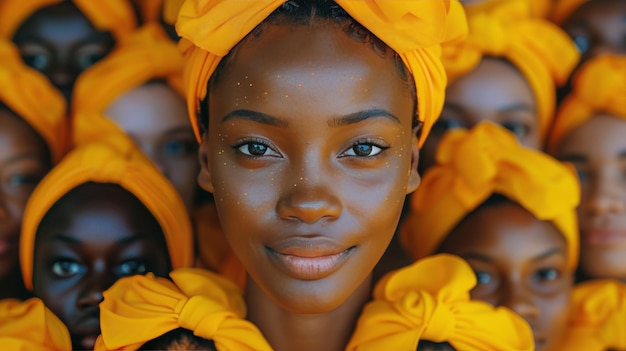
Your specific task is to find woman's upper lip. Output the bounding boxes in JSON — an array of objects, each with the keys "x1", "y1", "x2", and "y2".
[{"x1": 268, "y1": 236, "x2": 351, "y2": 257}]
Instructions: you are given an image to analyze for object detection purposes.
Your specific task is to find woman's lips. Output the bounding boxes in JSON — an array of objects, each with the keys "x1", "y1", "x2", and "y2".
[
  {"x1": 266, "y1": 237, "x2": 355, "y2": 280},
  {"x1": 585, "y1": 228, "x2": 626, "y2": 245}
]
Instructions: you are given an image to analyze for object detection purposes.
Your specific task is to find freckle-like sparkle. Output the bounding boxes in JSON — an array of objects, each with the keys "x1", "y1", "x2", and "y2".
[{"x1": 237, "y1": 82, "x2": 241, "y2": 86}]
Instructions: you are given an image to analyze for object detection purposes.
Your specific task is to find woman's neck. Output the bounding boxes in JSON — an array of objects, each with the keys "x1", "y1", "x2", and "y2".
[
  {"x1": 246, "y1": 274, "x2": 372, "y2": 351},
  {"x1": 0, "y1": 269, "x2": 30, "y2": 301}
]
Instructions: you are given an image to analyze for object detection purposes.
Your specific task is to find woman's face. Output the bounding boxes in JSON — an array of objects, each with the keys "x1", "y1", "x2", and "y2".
[
  {"x1": 0, "y1": 108, "x2": 50, "y2": 282},
  {"x1": 12, "y1": 2, "x2": 115, "y2": 103},
  {"x1": 438, "y1": 202, "x2": 573, "y2": 351},
  {"x1": 105, "y1": 83, "x2": 199, "y2": 210},
  {"x1": 562, "y1": 0, "x2": 626, "y2": 63},
  {"x1": 554, "y1": 114, "x2": 626, "y2": 282},
  {"x1": 33, "y1": 183, "x2": 171, "y2": 350},
  {"x1": 420, "y1": 57, "x2": 539, "y2": 172},
  {"x1": 201, "y1": 23, "x2": 420, "y2": 314}
]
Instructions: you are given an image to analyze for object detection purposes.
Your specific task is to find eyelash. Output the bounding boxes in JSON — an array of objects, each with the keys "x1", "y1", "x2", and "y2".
[
  {"x1": 340, "y1": 138, "x2": 390, "y2": 158},
  {"x1": 233, "y1": 137, "x2": 280, "y2": 158}
]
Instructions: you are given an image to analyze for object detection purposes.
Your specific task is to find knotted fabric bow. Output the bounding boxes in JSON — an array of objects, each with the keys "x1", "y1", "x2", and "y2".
[
  {"x1": 96, "y1": 268, "x2": 273, "y2": 351},
  {"x1": 176, "y1": 0, "x2": 468, "y2": 146}
]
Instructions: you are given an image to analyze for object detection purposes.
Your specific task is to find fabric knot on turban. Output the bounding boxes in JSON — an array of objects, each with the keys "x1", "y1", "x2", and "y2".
[
  {"x1": 400, "y1": 122, "x2": 580, "y2": 269},
  {"x1": 96, "y1": 268, "x2": 273, "y2": 351},
  {"x1": 346, "y1": 254, "x2": 534, "y2": 351}
]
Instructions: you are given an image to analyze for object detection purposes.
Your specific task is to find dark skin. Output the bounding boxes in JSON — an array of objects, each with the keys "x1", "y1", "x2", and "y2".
[
  {"x1": 104, "y1": 82, "x2": 199, "y2": 210},
  {"x1": 12, "y1": 2, "x2": 115, "y2": 104},
  {"x1": 419, "y1": 58, "x2": 539, "y2": 173},
  {"x1": 438, "y1": 201, "x2": 573, "y2": 351},
  {"x1": 554, "y1": 114, "x2": 626, "y2": 282},
  {"x1": 198, "y1": 21, "x2": 420, "y2": 351},
  {"x1": 0, "y1": 107, "x2": 51, "y2": 300},
  {"x1": 33, "y1": 183, "x2": 171, "y2": 350},
  {"x1": 562, "y1": 0, "x2": 626, "y2": 63}
]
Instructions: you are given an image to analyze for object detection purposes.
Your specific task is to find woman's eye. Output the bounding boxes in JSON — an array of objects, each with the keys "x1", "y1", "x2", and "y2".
[
  {"x1": 8, "y1": 173, "x2": 42, "y2": 187},
  {"x1": 343, "y1": 143, "x2": 387, "y2": 157},
  {"x1": 116, "y1": 260, "x2": 148, "y2": 277},
  {"x1": 162, "y1": 139, "x2": 197, "y2": 157},
  {"x1": 501, "y1": 122, "x2": 529, "y2": 139},
  {"x1": 475, "y1": 271, "x2": 493, "y2": 285},
  {"x1": 75, "y1": 44, "x2": 109, "y2": 70},
  {"x1": 431, "y1": 118, "x2": 463, "y2": 135},
  {"x1": 51, "y1": 260, "x2": 84, "y2": 278},
  {"x1": 573, "y1": 34, "x2": 591, "y2": 54},
  {"x1": 22, "y1": 52, "x2": 51, "y2": 72},
  {"x1": 236, "y1": 142, "x2": 279, "y2": 157},
  {"x1": 535, "y1": 268, "x2": 560, "y2": 282}
]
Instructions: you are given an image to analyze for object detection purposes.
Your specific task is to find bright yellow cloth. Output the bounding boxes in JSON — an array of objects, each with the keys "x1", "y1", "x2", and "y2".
[
  {"x1": 71, "y1": 23, "x2": 184, "y2": 145},
  {"x1": 135, "y1": 0, "x2": 185, "y2": 25},
  {"x1": 464, "y1": 0, "x2": 552, "y2": 19},
  {"x1": 0, "y1": 298, "x2": 72, "y2": 351},
  {"x1": 176, "y1": 0, "x2": 468, "y2": 146},
  {"x1": 0, "y1": 0, "x2": 137, "y2": 41},
  {"x1": 551, "y1": 0, "x2": 590, "y2": 24},
  {"x1": 560, "y1": 280, "x2": 626, "y2": 351},
  {"x1": 548, "y1": 54, "x2": 626, "y2": 153},
  {"x1": 0, "y1": 39, "x2": 67, "y2": 162},
  {"x1": 346, "y1": 254, "x2": 534, "y2": 351},
  {"x1": 399, "y1": 122, "x2": 580, "y2": 269},
  {"x1": 442, "y1": 0, "x2": 579, "y2": 142},
  {"x1": 95, "y1": 268, "x2": 273, "y2": 351},
  {"x1": 20, "y1": 134, "x2": 194, "y2": 291}
]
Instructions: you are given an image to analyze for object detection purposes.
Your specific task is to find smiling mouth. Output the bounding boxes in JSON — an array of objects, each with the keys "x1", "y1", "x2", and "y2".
[
  {"x1": 266, "y1": 245, "x2": 355, "y2": 281},
  {"x1": 585, "y1": 228, "x2": 626, "y2": 245}
]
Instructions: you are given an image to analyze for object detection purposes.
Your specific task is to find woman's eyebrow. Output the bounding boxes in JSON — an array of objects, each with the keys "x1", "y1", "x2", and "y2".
[
  {"x1": 220, "y1": 109, "x2": 288, "y2": 127},
  {"x1": 531, "y1": 247, "x2": 566, "y2": 262},
  {"x1": 328, "y1": 109, "x2": 400, "y2": 127}
]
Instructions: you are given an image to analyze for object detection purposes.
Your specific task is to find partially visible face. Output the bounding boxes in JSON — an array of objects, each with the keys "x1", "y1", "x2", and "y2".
[
  {"x1": 420, "y1": 58, "x2": 538, "y2": 172},
  {"x1": 201, "y1": 23, "x2": 419, "y2": 314},
  {"x1": 12, "y1": 2, "x2": 115, "y2": 103},
  {"x1": 105, "y1": 82, "x2": 199, "y2": 209},
  {"x1": 562, "y1": 0, "x2": 626, "y2": 63},
  {"x1": 0, "y1": 108, "x2": 50, "y2": 283},
  {"x1": 554, "y1": 114, "x2": 626, "y2": 282},
  {"x1": 33, "y1": 183, "x2": 171, "y2": 350},
  {"x1": 438, "y1": 201, "x2": 573, "y2": 351}
]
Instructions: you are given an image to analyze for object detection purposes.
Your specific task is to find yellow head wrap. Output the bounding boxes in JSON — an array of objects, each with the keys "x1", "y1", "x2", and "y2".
[
  {"x1": 0, "y1": 0, "x2": 138, "y2": 41},
  {"x1": 547, "y1": 54, "x2": 626, "y2": 153},
  {"x1": 20, "y1": 134, "x2": 194, "y2": 291},
  {"x1": 442, "y1": 0, "x2": 579, "y2": 142},
  {"x1": 71, "y1": 23, "x2": 184, "y2": 144},
  {"x1": 176, "y1": 0, "x2": 468, "y2": 146},
  {"x1": 551, "y1": 0, "x2": 590, "y2": 24},
  {"x1": 95, "y1": 268, "x2": 273, "y2": 351},
  {"x1": 560, "y1": 280, "x2": 626, "y2": 351},
  {"x1": 0, "y1": 39, "x2": 67, "y2": 162},
  {"x1": 134, "y1": 0, "x2": 186, "y2": 25},
  {"x1": 0, "y1": 298, "x2": 71, "y2": 351},
  {"x1": 399, "y1": 122, "x2": 580, "y2": 269},
  {"x1": 463, "y1": 0, "x2": 553, "y2": 19},
  {"x1": 346, "y1": 254, "x2": 534, "y2": 351}
]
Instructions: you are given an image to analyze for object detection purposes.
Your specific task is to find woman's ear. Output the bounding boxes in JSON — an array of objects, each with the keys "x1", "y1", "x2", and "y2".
[
  {"x1": 197, "y1": 133, "x2": 214, "y2": 194},
  {"x1": 406, "y1": 128, "x2": 421, "y2": 194}
]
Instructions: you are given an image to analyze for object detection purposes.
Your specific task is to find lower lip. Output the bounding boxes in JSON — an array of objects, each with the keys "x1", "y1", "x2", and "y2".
[
  {"x1": 80, "y1": 335, "x2": 98, "y2": 350},
  {"x1": 585, "y1": 229, "x2": 626, "y2": 245},
  {"x1": 267, "y1": 247, "x2": 354, "y2": 280}
]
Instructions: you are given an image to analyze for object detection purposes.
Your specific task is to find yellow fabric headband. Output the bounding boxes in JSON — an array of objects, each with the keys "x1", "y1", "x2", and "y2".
[{"x1": 176, "y1": 0, "x2": 468, "y2": 146}]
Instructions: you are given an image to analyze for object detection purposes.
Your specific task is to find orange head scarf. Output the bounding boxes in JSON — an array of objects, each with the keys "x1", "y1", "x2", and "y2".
[
  {"x1": 547, "y1": 54, "x2": 626, "y2": 153},
  {"x1": 95, "y1": 268, "x2": 273, "y2": 351},
  {"x1": 346, "y1": 254, "x2": 534, "y2": 351},
  {"x1": 0, "y1": 39, "x2": 67, "y2": 162},
  {"x1": 134, "y1": 0, "x2": 185, "y2": 25},
  {"x1": 176, "y1": 0, "x2": 468, "y2": 146},
  {"x1": 0, "y1": 0, "x2": 138, "y2": 41},
  {"x1": 551, "y1": 0, "x2": 590, "y2": 24},
  {"x1": 0, "y1": 298, "x2": 72, "y2": 351},
  {"x1": 560, "y1": 280, "x2": 626, "y2": 351},
  {"x1": 442, "y1": 0, "x2": 579, "y2": 142},
  {"x1": 19, "y1": 134, "x2": 194, "y2": 291},
  {"x1": 463, "y1": 0, "x2": 553, "y2": 19},
  {"x1": 399, "y1": 122, "x2": 580, "y2": 269},
  {"x1": 71, "y1": 23, "x2": 184, "y2": 145}
]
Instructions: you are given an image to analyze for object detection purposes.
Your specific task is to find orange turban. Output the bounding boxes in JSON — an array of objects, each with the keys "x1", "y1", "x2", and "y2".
[
  {"x1": 0, "y1": 39, "x2": 67, "y2": 162},
  {"x1": 0, "y1": 298, "x2": 71, "y2": 351},
  {"x1": 176, "y1": 0, "x2": 468, "y2": 146},
  {"x1": 551, "y1": 0, "x2": 590, "y2": 24},
  {"x1": 560, "y1": 280, "x2": 626, "y2": 351},
  {"x1": 547, "y1": 54, "x2": 626, "y2": 153},
  {"x1": 463, "y1": 0, "x2": 553, "y2": 19},
  {"x1": 346, "y1": 254, "x2": 534, "y2": 351},
  {"x1": 20, "y1": 134, "x2": 194, "y2": 291},
  {"x1": 134, "y1": 0, "x2": 185, "y2": 25},
  {"x1": 399, "y1": 122, "x2": 580, "y2": 269},
  {"x1": 71, "y1": 23, "x2": 184, "y2": 145},
  {"x1": 95, "y1": 268, "x2": 273, "y2": 351},
  {"x1": 0, "y1": 0, "x2": 138, "y2": 41},
  {"x1": 442, "y1": 0, "x2": 579, "y2": 142}
]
